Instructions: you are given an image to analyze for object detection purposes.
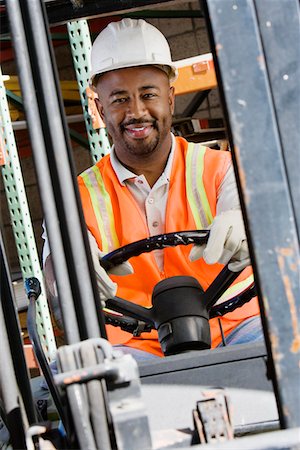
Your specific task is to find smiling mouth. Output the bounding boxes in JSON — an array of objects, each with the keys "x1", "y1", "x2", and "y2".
[{"x1": 123, "y1": 124, "x2": 154, "y2": 139}]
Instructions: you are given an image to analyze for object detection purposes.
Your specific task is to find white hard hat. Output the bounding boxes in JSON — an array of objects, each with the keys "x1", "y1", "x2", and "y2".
[{"x1": 89, "y1": 18, "x2": 178, "y2": 87}]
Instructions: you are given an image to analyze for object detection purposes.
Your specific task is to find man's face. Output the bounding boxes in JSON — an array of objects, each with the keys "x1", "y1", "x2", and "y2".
[{"x1": 95, "y1": 66, "x2": 175, "y2": 162}]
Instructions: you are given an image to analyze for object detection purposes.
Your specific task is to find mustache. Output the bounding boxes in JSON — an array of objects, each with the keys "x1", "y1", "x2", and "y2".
[{"x1": 120, "y1": 118, "x2": 157, "y2": 130}]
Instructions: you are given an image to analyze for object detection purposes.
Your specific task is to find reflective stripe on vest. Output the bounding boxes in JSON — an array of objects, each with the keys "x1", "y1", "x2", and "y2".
[
  {"x1": 80, "y1": 166, "x2": 119, "y2": 252},
  {"x1": 216, "y1": 273, "x2": 254, "y2": 304},
  {"x1": 186, "y1": 142, "x2": 254, "y2": 300},
  {"x1": 186, "y1": 142, "x2": 214, "y2": 228}
]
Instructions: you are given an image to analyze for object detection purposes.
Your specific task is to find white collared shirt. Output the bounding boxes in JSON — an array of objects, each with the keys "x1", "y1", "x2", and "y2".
[{"x1": 110, "y1": 133, "x2": 176, "y2": 269}]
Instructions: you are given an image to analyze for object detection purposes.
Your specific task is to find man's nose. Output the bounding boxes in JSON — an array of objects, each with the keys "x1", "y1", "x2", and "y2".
[{"x1": 127, "y1": 97, "x2": 146, "y2": 118}]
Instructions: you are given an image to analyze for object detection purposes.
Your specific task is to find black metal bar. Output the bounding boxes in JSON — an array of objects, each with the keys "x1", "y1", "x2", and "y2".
[
  {"x1": 106, "y1": 297, "x2": 155, "y2": 324},
  {"x1": 0, "y1": 231, "x2": 37, "y2": 426},
  {"x1": 0, "y1": 304, "x2": 27, "y2": 450},
  {"x1": 45, "y1": 0, "x2": 196, "y2": 25},
  {"x1": 6, "y1": 0, "x2": 107, "y2": 342},
  {"x1": 27, "y1": 292, "x2": 70, "y2": 434},
  {"x1": 203, "y1": 267, "x2": 242, "y2": 309},
  {"x1": 203, "y1": 0, "x2": 300, "y2": 429},
  {"x1": 0, "y1": 4, "x2": 204, "y2": 36},
  {"x1": 122, "y1": 9, "x2": 204, "y2": 19},
  {"x1": 104, "y1": 311, "x2": 153, "y2": 334},
  {"x1": 182, "y1": 90, "x2": 211, "y2": 117},
  {"x1": 209, "y1": 285, "x2": 257, "y2": 318}
]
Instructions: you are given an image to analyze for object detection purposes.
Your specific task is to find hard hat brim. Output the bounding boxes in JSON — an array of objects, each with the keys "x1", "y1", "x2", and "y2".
[{"x1": 89, "y1": 62, "x2": 178, "y2": 88}]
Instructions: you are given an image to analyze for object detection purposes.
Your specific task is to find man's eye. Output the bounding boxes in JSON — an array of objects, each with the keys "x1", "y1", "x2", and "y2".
[
  {"x1": 143, "y1": 93, "x2": 156, "y2": 99},
  {"x1": 112, "y1": 97, "x2": 127, "y2": 104}
]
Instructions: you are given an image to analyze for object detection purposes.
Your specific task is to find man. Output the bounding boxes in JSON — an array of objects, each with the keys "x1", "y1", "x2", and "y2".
[
  {"x1": 76, "y1": 18, "x2": 262, "y2": 358},
  {"x1": 43, "y1": 18, "x2": 262, "y2": 360}
]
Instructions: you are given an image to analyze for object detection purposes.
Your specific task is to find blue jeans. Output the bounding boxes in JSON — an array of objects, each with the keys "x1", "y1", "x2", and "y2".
[
  {"x1": 217, "y1": 315, "x2": 263, "y2": 347},
  {"x1": 114, "y1": 345, "x2": 161, "y2": 361}
]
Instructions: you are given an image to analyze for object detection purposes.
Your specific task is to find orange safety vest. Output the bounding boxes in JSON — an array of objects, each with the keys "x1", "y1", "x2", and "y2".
[{"x1": 78, "y1": 136, "x2": 259, "y2": 356}]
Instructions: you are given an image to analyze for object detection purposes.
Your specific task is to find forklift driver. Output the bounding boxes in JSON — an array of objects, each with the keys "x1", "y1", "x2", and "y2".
[{"x1": 43, "y1": 19, "x2": 263, "y2": 361}]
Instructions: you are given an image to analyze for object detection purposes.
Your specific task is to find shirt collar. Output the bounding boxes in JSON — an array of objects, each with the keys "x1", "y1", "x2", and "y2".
[{"x1": 110, "y1": 133, "x2": 176, "y2": 186}]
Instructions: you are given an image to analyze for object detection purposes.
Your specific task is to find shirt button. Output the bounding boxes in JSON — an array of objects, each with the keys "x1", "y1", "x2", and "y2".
[
  {"x1": 152, "y1": 221, "x2": 159, "y2": 227},
  {"x1": 148, "y1": 198, "x2": 154, "y2": 204},
  {"x1": 137, "y1": 179, "x2": 143, "y2": 184}
]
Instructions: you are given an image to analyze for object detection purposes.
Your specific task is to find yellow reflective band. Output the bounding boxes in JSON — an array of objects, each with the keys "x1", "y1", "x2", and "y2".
[
  {"x1": 81, "y1": 170, "x2": 109, "y2": 252},
  {"x1": 186, "y1": 143, "x2": 213, "y2": 229},
  {"x1": 195, "y1": 145, "x2": 214, "y2": 226},
  {"x1": 81, "y1": 167, "x2": 119, "y2": 252},
  {"x1": 92, "y1": 166, "x2": 120, "y2": 250},
  {"x1": 216, "y1": 274, "x2": 254, "y2": 304},
  {"x1": 186, "y1": 142, "x2": 203, "y2": 228}
]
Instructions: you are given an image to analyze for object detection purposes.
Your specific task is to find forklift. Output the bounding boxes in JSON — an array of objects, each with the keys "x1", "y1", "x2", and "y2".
[{"x1": 0, "y1": 1, "x2": 299, "y2": 449}]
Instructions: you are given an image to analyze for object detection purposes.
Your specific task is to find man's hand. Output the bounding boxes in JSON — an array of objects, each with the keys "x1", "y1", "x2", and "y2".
[
  {"x1": 88, "y1": 230, "x2": 133, "y2": 302},
  {"x1": 189, "y1": 210, "x2": 250, "y2": 272}
]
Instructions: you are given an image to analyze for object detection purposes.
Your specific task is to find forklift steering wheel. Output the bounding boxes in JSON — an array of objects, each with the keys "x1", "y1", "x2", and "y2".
[
  {"x1": 100, "y1": 230, "x2": 210, "y2": 271},
  {"x1": 101, "y1": 230, "x2": 256, "y2": 354}
]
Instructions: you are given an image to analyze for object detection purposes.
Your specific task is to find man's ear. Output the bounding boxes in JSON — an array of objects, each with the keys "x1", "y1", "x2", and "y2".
[
  {"x1": 169, "y1": 86, "x2": 175, "y2": 114},
  {"x1": 95, "y1": 97, "x2": 105, "y2": 122}
]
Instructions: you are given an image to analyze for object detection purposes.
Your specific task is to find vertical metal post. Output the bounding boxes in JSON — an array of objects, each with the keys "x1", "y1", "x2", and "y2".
[
  {"x1": 6, "y1": 0, "x2": 107, "y2": 343},
  {"x1": 0, "y1": 303, "x2": 27, "y2": 450},
  {"x1": 203, "y1": 0, "x2": 300, "y2": 429},
  {"x1": 67, "y1": 20, "x2": 111, "y2": 163},
  {"x1": 1, "y1": 230, "x2": 37, "y2": 426},
  {"x1": 0, "y1": 67, "x2": 57, "y2": 361},
  {"x1": 253, "y1": 0, "x2": 300, "y2": 238}
]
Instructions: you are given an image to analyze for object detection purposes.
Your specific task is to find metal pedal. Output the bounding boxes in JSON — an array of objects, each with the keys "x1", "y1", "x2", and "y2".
[{"x1": 192, "y1": 388, "x2": 234, "y2": 444}]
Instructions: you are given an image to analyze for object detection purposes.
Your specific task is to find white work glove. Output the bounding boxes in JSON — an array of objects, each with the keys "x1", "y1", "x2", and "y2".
[
  {"x1": 87, "y1": 230, "x2": 133, "y2": 303},
  {"x1": 189, "y1": 210, "x2": 250, "y2": 272}
]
